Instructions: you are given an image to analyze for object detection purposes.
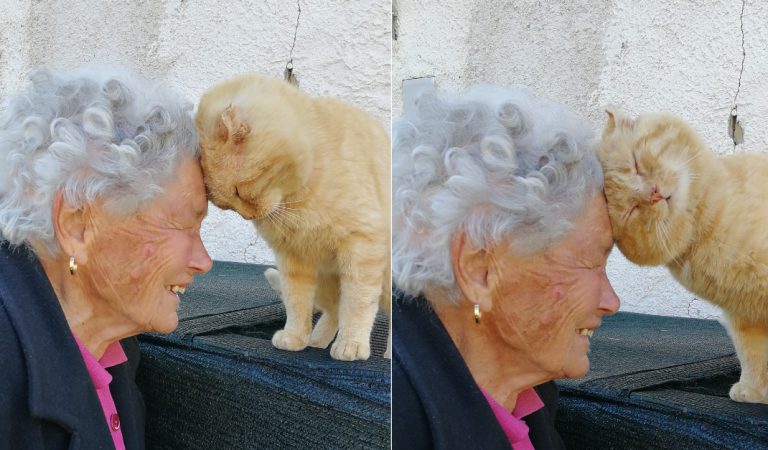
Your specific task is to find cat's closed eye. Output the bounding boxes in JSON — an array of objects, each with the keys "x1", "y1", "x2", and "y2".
[
  {"x1": 622, "y1": 204, "x2": 639, "y2": 223},
  {"x1": 632, "y1": 153, "x2": 644, "y2": 176},
  {"x1": 235, "y1": 185, "x2": 249, "y2": 202}
]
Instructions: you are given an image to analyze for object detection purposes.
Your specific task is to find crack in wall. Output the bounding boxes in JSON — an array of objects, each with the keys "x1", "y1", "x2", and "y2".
[
  {"x1": 243, "y1": 241, "x2": 257, "y2": 263},
  {"x1": 730, "y1": 0, "x2": 746, "y2": 149},
  {"x1": 284, "y1": 0, "x2": 301, "y2": 85},
  {"x1": 287, "y1": 0, "x2": 301, "y2": 64},
  {"x1": 392, "y1": 0, "x2": 398, "y2": 41}
]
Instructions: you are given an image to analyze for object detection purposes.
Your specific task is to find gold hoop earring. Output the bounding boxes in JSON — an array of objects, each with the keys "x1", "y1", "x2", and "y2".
[
  {"x1": 69, "y1": 256, "x2": 77, "y2": 275},
  {"x1": 473, "y1": 304, "x2": 481, "y2": 324}
]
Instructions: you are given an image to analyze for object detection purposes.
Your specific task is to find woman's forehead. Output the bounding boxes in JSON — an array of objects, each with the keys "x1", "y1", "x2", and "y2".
[
  {"x1": 567, "y1": 196, "x2": 613, "y2": 259},
  {"x1": 136, "y1": 159, "x2": 207, "y2": 222},
  {"x1": 534, "y1": 195, "x2": 612, "y2": 264}
]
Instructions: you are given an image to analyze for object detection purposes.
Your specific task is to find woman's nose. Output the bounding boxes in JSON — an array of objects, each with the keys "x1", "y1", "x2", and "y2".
[
  {"x1": 190, "y1": 235, "x2": 213, "y2": 274},
  {"x1": 599, "y1": 275, "x2": 620, "y2": 315}
]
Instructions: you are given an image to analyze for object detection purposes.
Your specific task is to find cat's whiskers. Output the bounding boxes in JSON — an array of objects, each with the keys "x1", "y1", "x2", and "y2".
[
  {"x1": 656, "y1": 217, "x2": 681, "y2": 265},
  {"x1": 653, "y1": 218, "x2": 669, "y2": 261},
  {"x1": 263, "y1": 207, "x2": 291, "y2": 236},
  {"x1": 277, "y1": 204, "x2": 302, "y2": 214},
  {"x1": 278, "y1": 198, "x2": 306, "y2": 205},
  {"x1": 680, "y1": 152, "x2": 702, "y2": 166},
  {"x1": 264, "y1": 209, "x2": 280, "y2": 228},
  {"x1": 274, "y1": 212, "x2": 298, "y2": 230},
  {"x1": 279, "y1": 212, "x2": 303, "y2": 227},
  {"x1": 656, "y1": 220, "x2": 669, "y2": 259},
  {"x1": 267, "y1": 208, "x2": 289, "y2": 231},
  {"x1": 680, "y1": 154, "x2": 702, "y2": 181},
  {"x1": 270, "y1": 203, "x2": 305, "y2": 230},
  {"x1": 666, "y1": 226, "x2": 684, "y2": 265},
  {"x1": 279, "y1": 210, "x2": 305, "y2": 226},
  {"x1": 276, "y1": 203, "x2": 302, "y2": 220}
]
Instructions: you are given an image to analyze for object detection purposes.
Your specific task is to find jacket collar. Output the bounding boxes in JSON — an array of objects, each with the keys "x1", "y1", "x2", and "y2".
[
  {"x1": 393, "y1": 293, "x2": 512, "y2": 449},
  {"x1": 0, "y1": 243, "x2": 112, "y2": 446}
]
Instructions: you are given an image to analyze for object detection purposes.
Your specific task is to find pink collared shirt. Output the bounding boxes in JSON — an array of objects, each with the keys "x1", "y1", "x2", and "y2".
[
  {"x1": 481, "y1": 387, "x2": 545, "y2": 450},
  {"x1": 74, "y1": 335, "x2": 128, "y2": 450}
]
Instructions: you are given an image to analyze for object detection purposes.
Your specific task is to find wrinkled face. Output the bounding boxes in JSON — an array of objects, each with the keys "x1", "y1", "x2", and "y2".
[
  {"x1": 488, "y1": 194, "x2": 620, "y2": 379},
  {"x1": 83, "y1": 157, "x2": 212, "y2": 333},
  {"x1": 597, "y1": 112, "x2": 696, "y2": 265}
]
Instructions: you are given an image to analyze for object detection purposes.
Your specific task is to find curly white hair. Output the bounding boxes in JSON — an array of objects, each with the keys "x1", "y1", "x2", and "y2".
[
  {"x1": 393, "y1": 85, "x2": 603, "y2": 303},
  {"x1": 0, "y1": 66, "x2": 198, "y2": 256}
]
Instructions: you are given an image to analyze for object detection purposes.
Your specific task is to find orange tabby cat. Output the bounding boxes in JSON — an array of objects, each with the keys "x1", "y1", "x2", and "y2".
[
  {"x1": 597, "y1": 107, "x2": 768, "y2": 404},
  {"x1": 196, "y1": 74, "x2": 391, "y2": 361}
]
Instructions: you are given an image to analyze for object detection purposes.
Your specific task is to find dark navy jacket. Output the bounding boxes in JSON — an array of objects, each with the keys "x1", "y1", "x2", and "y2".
[
  {"x1": 393, "y1": 294, "x2": 567, "y2": 450},
  {"x1": 0, "y1": 243, "x2": 145, "y2": 449}
]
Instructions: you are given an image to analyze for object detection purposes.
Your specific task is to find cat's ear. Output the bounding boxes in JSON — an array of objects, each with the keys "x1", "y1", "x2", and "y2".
[
  {"x1": 604, "y1": 105, "x2": 633, "y2": 134},
  {"x1": 216, "y1": 105, "x2": 251, "y2": 144}
]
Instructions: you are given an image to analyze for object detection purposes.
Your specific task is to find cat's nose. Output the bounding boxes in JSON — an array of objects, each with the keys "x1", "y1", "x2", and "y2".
[{"x1": 649, "y1": 185, "x2": 665, "y2": 203}]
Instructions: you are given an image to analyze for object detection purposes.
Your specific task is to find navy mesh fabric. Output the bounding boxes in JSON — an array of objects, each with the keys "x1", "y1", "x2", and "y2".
[
  {"x1": 556, "y1": 312, "x2": 768, "y2": 449},
  {"x1": 136, "y1": 261, "x2": 391, "y2": 449}
]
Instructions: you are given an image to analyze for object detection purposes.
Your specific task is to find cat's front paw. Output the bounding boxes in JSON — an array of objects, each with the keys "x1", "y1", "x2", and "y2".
[
  {"x1": 272, "y1": 329, "x2": 308, "y2": 352},
  {"x1": 330, "y1": 338, "x2": 370, "y2": 361},
  {"x1": 729, "y1": 382, "x2": 768, "y2": 404}
]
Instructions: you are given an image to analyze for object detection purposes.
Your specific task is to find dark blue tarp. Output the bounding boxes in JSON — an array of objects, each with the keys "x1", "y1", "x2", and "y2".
[
  {"x1": 556, "y1": 312, "x2": 768, "y2": 449},
  {"x1": 136, "y1": 261, "x2": 391, "y2": 449}
]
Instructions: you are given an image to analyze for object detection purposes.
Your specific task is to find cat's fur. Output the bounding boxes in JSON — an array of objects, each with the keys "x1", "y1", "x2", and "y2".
[
  {"x1": 597, "y1": 107, "x2": 768, "y2": 403},
  {"x1": 196, "y1": 74, "x2": 391, "y2": 361}
]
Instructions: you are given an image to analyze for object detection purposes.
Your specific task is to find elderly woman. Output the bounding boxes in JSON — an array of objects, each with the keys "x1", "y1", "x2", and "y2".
[
  {"x1": 392, "y1": 86, "x2": 620, "y2": 449},
  {"x1": 0, "y1": 67, "x2": 212, "y2": 449}
]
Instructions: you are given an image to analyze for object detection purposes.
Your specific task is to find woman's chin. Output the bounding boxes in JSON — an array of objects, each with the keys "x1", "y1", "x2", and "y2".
[
  {"x1": 562, "y1": 356, "x2": 590, "y2": 379},
  {"x1": 148, "y1": 315, "x2": 179, "y2": 334},
  {"x1": 159, "y1": 292, "x2": 182, "y2": 331},
  {"x1": 146, "y1": 298, "x2": 180, "y2": 334}
]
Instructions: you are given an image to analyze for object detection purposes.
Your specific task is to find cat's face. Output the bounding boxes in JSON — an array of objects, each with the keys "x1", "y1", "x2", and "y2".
[
  {"x1": 196, "y1": 77, "x2": 312, "y2": 221},
  {"x1": 597, "y1": 109, "x2": 697, "y2": 265}
]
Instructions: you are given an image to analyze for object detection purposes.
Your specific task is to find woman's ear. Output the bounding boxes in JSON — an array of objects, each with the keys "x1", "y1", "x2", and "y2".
[
  {"x1": 51, "y1": 191, "x2": 89, "y2": 265},
  {"x1": 450, "y1": 229, "x2": 492, "y2": 311}
]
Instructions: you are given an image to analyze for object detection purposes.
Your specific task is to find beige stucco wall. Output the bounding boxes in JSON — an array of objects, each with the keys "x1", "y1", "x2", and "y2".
[
  {"x1": 0, "y1": 0, "x2": 391, "y2": 265},
  {"x1": 394, "y1": 0, "x2": 768, "y2": 319}
]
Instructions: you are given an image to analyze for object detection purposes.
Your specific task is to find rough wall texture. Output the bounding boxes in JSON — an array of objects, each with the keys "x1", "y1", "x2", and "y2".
[
  {"x1": 0, "y1": 0, "x2": 391, "y2": 265},
  {"x1": 394, "y1": 0, "x2": 767, "y2": 319}
]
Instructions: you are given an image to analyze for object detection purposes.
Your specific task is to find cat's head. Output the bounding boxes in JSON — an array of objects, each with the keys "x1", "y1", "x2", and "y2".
[
  {"x1": 596, "y1": 108, "x2": 703, "y2": 265},
  {"x1": 195, "y1": 74, "x2": 313, "y2": 221}
]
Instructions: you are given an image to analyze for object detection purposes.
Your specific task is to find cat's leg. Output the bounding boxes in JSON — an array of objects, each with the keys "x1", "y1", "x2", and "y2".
[
  {"x1": 308, "y1": 272, "x2": 340, "y2": 349},
  {"x1": 380, "y1": 288, "x2": 392, "y2": 359},
  {"x1": 726, "y1": 313, "x2": 768, "y2": 404},
  {"x1": 331, "y1": 247, "x2": 386, "y2": 361},
  {"x1": 264, "y1": 268, "x2": 283, "y2": 298},
  {"x1": 379, "y1": 280, "x2": 392, "y2": 359},
  {"x1": 271, "y1": 257, "x2": 317, "y2": 352}
]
